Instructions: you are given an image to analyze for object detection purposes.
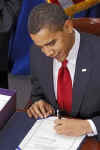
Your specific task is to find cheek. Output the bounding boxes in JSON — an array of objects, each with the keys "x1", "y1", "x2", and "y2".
[
  {"x1": 55, "y1": 41, "x2": 63, "y2": 51},
  {"x1": 63, "y1": 39, "x2": 67, "y2": 47},
  {"x1": 41, "y1": 47, "x2": 49, "y2": 56}
]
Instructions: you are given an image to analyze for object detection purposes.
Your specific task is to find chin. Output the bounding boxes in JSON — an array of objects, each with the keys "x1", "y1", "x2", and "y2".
[
  {"x1": 55, "y1": 57, "x2": 61, "y2": 62},
  {"x1": 61, "y1": 56, "x2": 66, "y2": 62},
  {"x1": 57, "y1": 58, "x2": 64, "y2": 62},
  {"x1": 55, "y1": 54, "x2": 66, "y2": 62}
]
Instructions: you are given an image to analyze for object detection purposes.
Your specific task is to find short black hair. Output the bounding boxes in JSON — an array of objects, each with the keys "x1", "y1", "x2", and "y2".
[{"x1": 28, "y1": 3, "x2": 68, "y2": 34}]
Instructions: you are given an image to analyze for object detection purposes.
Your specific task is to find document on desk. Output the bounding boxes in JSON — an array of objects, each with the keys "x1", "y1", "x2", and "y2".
[
  {"x1": 18, "y1": 117, "x2": 86, "y2": 150},
  {"x1": 0, "y1": 94, "x2": 11, "y2": 111}
]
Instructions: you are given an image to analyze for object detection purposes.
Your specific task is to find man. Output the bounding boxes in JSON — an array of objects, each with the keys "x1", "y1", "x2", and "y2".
[
  {"x1": 27, "y1": 3, "x2": 100, "y2": 139},
  {"x1": 0, "y1": 0, "x2": 22, "y2": 88}
]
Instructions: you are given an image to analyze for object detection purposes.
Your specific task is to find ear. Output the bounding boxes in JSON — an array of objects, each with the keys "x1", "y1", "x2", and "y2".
[
  {"x1": 30, "y1": 33, "x2": 35, "y2": 40},
  {"x1": 63, "y1": 19, "x2": 73, "y2": 34}
]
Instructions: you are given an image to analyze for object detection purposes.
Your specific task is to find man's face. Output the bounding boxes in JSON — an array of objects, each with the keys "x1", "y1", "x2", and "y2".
[{"x1": 30, "y1": 21, "x2": 75, "y2": 62}]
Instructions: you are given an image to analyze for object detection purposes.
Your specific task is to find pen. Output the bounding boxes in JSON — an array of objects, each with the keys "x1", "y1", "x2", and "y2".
[{"x1": 57, "y1": 109, "x2": 61, "y2": 119}]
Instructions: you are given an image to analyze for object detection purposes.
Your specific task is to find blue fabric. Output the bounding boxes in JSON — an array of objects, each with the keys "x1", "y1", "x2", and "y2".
[
  {"x1": 9, "y1": 0, "x2": 45, "y2": 75},
  {"x1": 74, "y1": 4, "x2": 100, "y2": 18},
  {"x1": 9, "y1": 2, "x2": 100, "y2": 75},
  {"x1": 88, "y1": 4, "x2": 100, "y2": 18}
]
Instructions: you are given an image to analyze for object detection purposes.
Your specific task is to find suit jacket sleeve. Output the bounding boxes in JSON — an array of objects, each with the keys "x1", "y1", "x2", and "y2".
[
  {"x1": 30, "y1": 71, "x2": 48, "y2": 104},
  {"x1": 92, "y1": 117, "x2": 100, "y2": 140},
  {"x1": 0, "y1": 0, "x2": 22, "y2": 33}
]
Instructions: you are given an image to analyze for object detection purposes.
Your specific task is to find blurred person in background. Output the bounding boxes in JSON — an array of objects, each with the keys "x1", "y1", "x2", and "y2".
[
  {"x1": 9, "y1": 0, "x2": 45, "y2": 75},
  {"x1": 0, "y1": 0, "x2": 22, "y2": 89}
]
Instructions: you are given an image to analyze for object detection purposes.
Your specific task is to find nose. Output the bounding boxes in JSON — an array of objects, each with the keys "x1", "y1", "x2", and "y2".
[
  {"x1": 42, "y1": 47, "x2": 55, "y2": 57},
  {"x1": 46, "y1": 50, "x2": 55, "y2": 57}
]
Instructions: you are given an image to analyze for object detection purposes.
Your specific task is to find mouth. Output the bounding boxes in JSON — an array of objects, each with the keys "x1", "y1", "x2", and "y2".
[
  {"x1": 55, "y1": 52, "x2": 61, "y2": 59},
  {"x1": 55, "y1": 52, "x2": 66, "y2": 62},
  {"x1": 49, "y1": 52, "x2": 60, "y2": 59},
  {"x1": 49, "y1": 51, "x2": 64, "y2": 61}
]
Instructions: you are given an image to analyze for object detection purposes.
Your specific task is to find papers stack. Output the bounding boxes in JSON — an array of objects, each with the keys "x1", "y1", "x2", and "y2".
[
  {"x1": 0, "y1": 94, "x2": 11, "y2": 111},
  {"x1": 0, "y1": 88, "x2": 16, "y2": 128}
]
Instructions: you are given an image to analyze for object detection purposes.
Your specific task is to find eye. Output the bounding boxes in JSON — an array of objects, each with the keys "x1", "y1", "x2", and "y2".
[
  {"x1": 48, "y1": 40, "x2": 56, "y2": 46},
  {"x1": 39, "y1": 46, "x2": 43, "y2": 49}
]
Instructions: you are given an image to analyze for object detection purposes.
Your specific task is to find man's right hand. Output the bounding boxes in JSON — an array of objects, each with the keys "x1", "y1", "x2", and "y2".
[{"x1": 27, "y1": 100, "x2": 54, "y2": 119}]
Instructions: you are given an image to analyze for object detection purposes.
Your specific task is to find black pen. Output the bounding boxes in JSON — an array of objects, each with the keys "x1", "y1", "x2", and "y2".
[{"x1": 57, "y1": 109, "x2": 61, "y2": 119}]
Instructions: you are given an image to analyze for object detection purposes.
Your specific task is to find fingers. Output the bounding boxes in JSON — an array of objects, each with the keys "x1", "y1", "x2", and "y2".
[
  {"x1": 54, "y1": 119, "x2": 62, "y2": 124},
  {"x1": 54, "y1": 118, "x2": 73, "y2": 135},
  {"x1": 54, "y1": 118, "x2": 64, "y2": 125},
  {"x1": 27, "y1": 103, "x2": 44, "y2": 119},
  {"x1": 39, "y1": 104, "x2": 48, "y2": 118},
  {"x1": 54, "y1": 118, "x2": 89, "y2": 136},
  {"x1": 54, "y1": 121, "x2": 72, "y2": 136},
  {"x1": 27, "y1": 100, "x2": 54, "y2": 119},
  {"x1": 27, "y1": 108, "x2": 32, "y2": 118},
  {"x1": 44, "y1": 105, "x2": 54, "y2": 117},
  {"x1": 54, "y1": 125, "x2": 63, "y2": 135},
  {"x1": 27, "y1": 107, "x2": 39, "y2": 119},
  {"x1": 55, "y1": 126, "x2": 73, "y2": 136}
]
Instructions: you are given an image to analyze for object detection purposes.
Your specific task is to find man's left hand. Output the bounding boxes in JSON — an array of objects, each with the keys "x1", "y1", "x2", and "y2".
[{"x1": 54, "y1": 118, "x2": 93, "y2": 136}]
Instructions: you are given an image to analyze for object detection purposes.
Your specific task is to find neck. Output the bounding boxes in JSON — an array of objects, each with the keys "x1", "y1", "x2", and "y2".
[
  {"x1": 65, "y1": 30, "x2": 75, "y2": 59},
  {"x1": 68, "y1": 30, "x2": 75, "y2": 52}
]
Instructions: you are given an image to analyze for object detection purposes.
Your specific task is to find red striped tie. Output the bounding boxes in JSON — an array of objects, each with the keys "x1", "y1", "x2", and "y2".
[{"x1": 57, "y1": 60, "x2": 72, "y2": 113}]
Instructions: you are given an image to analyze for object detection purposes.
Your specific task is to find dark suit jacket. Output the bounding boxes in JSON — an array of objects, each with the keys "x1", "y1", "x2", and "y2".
[
  {"x1": 0, "y1": 0, "x2": 22, "y2": 70},
  {"x1": 30, "y1": 32, "x2": 100, "y2": 140}
]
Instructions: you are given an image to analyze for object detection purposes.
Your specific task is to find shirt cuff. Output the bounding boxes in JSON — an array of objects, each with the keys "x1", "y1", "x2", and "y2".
[{"x1": 87, "y1": 119, "x2": 98, "y2": 136}]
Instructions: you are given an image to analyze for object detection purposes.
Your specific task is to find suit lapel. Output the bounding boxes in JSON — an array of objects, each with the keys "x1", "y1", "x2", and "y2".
[{"x1": 72, "y1": 33, "x2": 94, "y2": 117}]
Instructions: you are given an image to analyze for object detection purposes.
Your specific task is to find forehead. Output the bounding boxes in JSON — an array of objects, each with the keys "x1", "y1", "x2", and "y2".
[{"x1": 30, "y1": 28, "x2": 62, "y2": 46}]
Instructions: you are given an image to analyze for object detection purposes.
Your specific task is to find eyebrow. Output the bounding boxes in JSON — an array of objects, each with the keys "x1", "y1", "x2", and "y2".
[
  {"x1": 45, "y1": 39, "x2": 56, "y2": 46},
  {"x1": 36, "y1": 39, "x2": 56, "y2": 48}
]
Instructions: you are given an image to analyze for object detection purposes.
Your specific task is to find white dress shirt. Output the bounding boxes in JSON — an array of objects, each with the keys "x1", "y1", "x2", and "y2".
[{"x1": 53, "y1": 29, "x2": 97, "y2": 136}]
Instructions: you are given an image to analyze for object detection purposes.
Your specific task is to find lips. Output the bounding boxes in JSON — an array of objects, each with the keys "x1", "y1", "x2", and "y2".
[
  {"x1": 55, "y1": 52, "x2": 61, "y2": 59},
  {"x1": 49, "y1": 51, "x2": 62, "y2": 60},
  {"x1": 49, "y1": 52, "x2": 60, "y2": 58},
  {"x1": 55, "y1": 51, "x2": 62, "y2": 60}
]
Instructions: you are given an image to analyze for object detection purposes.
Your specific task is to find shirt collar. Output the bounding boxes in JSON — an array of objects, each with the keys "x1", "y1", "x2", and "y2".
[{"x1": 67, "y1": 29, "x2": 80, "y2": 63}]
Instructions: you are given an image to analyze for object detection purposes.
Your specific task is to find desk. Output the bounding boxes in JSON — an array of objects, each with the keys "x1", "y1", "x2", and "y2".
[
  {"x1": 81, "y1": 138, "x2": 100, "y2": 150},
  {"x1": 0, "y1": 111, "x2": 99, "y2": 150}
]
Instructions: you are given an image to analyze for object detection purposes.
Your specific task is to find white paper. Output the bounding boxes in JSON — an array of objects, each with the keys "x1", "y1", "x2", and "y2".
[
  {"x1": 18, "y1": 117, "x2": 85, "y2": 150},
  {"x1": 0, "y1": 94, "x2": 11, "y2": 111}
]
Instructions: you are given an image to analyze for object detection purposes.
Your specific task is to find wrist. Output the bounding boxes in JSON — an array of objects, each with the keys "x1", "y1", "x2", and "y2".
[{"x1": 83, "y1": 120, "x2": 93, "y2": 134}]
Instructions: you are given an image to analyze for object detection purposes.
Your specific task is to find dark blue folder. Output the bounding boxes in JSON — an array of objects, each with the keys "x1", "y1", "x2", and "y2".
[{"x1": 0, "y1": 112, "x2": 36, "y2": 150}]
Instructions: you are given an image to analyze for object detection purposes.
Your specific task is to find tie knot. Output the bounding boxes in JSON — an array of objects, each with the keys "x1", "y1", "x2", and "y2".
[{"x1": 62, "y1": 60, "x2": 67, "y2": 68}]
